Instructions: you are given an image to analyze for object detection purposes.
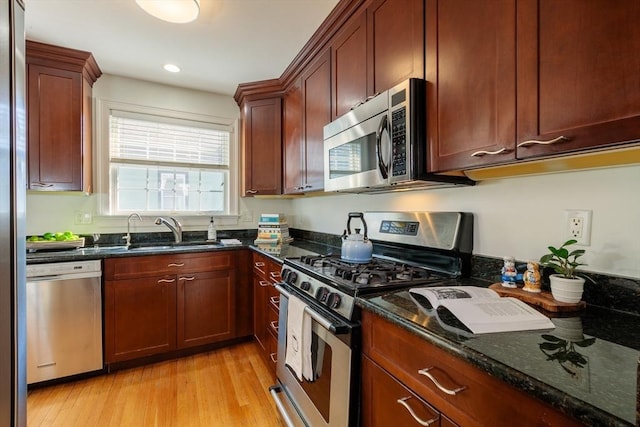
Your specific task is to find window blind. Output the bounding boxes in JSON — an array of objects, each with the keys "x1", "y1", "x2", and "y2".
[{"x1": 109, "y1": 113, "x2": 229, "y2": 167}]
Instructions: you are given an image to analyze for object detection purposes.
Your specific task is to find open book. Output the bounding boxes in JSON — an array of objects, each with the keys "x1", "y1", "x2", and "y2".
[{"x1": 409, "y1": 286, "x2": 555, "y2": 334}]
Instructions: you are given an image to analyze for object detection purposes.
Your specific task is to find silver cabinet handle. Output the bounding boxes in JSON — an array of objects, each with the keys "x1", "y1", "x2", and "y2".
[
  {"x1": 418, "y1": 367, "x2": 466, "y2": 395},
  {"x1": 269, "y1": 296, "x2": 280, "y2": 306},
  {"x1": 246, "y1": 189, "x2": 258, "y2": 194},
  {"x1": 396, "y1": 397, "x2": 439, "y2": 426},
  {"x1": 31, "y1": 182, "x2": 54, "y2": 187},
  {"x1": 157, "y1": 278, "x2": 176, "y2": 284},
  {"x1": 179, "y1": 276, "x2": 196, "y2": 281},
  {"x1": 470, "y1": 147, "x2": 511, "y2": 157},
  {"x1": 254, "y1": 262, "x2": 266, "y2": 267},
  {"x1": 517, "y1": 135, "x2": 570, "y2": 148},
  {"x1": 270, "y1": 353, "x2": 277, "y2": 363},
  {"x1": 259, "y1": 280, "x2": 271, "y2": 287},
  {"x1": 168, "y1": 263, "x2": 185, "y2": 267},
  {"x1": 270, "y1": 321, "x2": 279, "y2": 332},
  {"x1": 269, "y1": 272, "x2": 281, "y2": 280}
]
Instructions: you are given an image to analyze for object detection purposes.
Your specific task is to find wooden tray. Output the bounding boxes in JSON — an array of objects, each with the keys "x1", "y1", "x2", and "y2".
[
  {"x1": 489, "y1": 283, "x2": 585, "y2": 313},
  {"x1": 26, "y1": 238, "x2": 85, "y2": 252}
]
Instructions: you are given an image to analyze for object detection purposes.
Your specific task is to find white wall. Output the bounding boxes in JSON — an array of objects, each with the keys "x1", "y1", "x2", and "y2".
[{"x1": 290, "y1": 165, "x2": 640, "y2": 279}]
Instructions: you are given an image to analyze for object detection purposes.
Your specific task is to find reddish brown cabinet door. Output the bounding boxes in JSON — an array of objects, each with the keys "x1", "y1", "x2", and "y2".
[
  {"x1": 252, "y1": 275, "x2": 271, "y2": 354},
  {"x1": 427, "y1": 0, "x2": 517, "y2": 172},
  {"x1": 105, "y1": 275, "x2": 177, "y2": 363},
  {"x1": 26, "y1": 41, "x2": 100, "y2": 192},
  {"x1": 283, "y1": 79, "x2": 303, "y2": 194},
  {"x1": 301, "y1": 49, "x2": 331, "y2": 193},
  {"x1": 367, "y1": 0, "x2": 424, "y2": 95},
  {"x1": 332, "y1": 11, "x2": 367, "y2": 119},
  {"x1": 241, "y1": 97, "x2": 282, "y2": 196},
  {"x1": 516, "y1": 0, "x2": 640, "y2": 159},
  {"x1": 176, "y1": 270, "x2": 235, "y2": 349},
  {"x1": 361, "y1": 355, "x2": 446, "y2": 427}
]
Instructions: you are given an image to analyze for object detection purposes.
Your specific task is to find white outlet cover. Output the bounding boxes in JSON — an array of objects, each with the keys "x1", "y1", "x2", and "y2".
[{"x1": 564, "y1": 209, "x2": 592, "y2": 245}]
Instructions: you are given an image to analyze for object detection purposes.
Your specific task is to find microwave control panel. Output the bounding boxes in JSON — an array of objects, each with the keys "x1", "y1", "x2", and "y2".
[{"x1": 391, "y1": 107, "x2": 407, "y2": 177}]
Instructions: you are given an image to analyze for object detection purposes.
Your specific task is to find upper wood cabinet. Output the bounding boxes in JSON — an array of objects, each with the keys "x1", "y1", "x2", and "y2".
[
  {"x1": 331, "y1": 0, "x2": 424, "y2": 120},
  {"x1": 515, "y1": 0, "x2": 640, "y2": 160},
  {"x1": 428, "y1": 0, "x2": 640, "y2": 173},
  {"x1": 239, "y1": 94, "x2": 282, "y2": 196},
  {"x1": 283, "y1": 79, "x2": 303, "y2": 193},
  {"x1": 283, "y1": 50, "x2": 331, "y2": 194},
  {"x1": 26, "y1": 41, "x2": 101, "y2": 192},
  {"x1": 332, "y1": 11, "x2": 367, "y2": 119},
  {"x1": 366, "y1": 0, "x2": 424, "y2": 96},
  {"x1": 426, "y1": 0, "x2": 517, "y2": 173},
  {"x1": 301, "y1": 49, "x2": 332, "y2": 193}
]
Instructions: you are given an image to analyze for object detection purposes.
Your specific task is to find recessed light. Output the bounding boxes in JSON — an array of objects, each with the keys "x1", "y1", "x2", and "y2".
[{"x1": 163, "y1": 64, "x2": 181, "y2": 73}]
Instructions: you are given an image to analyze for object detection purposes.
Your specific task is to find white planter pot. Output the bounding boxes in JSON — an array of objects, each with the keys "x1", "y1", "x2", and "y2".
[{"x1": 549, "y1": 274, "x2": 585, "y2": 304}]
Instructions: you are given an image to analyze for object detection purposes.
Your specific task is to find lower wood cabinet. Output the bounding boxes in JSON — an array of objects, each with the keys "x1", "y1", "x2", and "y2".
[
  {"x1": 104, "y1": 251, "x2": 246, "y2": 365},
  {"x1": 361, "y1": 310, "x2": 584, "y2": 427},
  {"x1": 362, "y1": 355, "x2": 457, "y2": 427},
  {"x1": 252, "y1": 252, "x2": 281, "y2": 376}
]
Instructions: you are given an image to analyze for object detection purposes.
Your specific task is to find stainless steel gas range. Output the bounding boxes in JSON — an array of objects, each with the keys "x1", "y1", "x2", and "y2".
[{"x1": 270, "y1": 211, "x2": 473, "y2": 427}]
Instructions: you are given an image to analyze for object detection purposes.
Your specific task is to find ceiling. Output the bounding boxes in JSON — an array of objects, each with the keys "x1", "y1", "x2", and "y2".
[{"x1": 25, "y1": 0, "x2": 340, "y2": 96}]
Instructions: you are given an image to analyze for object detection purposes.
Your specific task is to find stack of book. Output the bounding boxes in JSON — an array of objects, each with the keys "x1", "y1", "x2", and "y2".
[{"x1": 254, "y1": 213, "x2": 293, "y2": 245}]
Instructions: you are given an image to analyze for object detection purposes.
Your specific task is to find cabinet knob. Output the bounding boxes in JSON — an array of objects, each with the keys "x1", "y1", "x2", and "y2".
[
  {"x1": 517, "y1": 135, "x2": 570, "y2": 148},
  {"x1": 396, "y1": 396, "x2": 439, "y2": 426}
]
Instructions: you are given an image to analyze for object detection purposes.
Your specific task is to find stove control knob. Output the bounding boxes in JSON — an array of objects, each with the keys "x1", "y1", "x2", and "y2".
[
  {"x1": 300, "y1": 281, "x2": 311, "y2": 291},
  {"x1": 282, "y1": 270, "x2": 297, "y2": 285},
  {"x1": 315, "y1": 287, "x2": 329, "y2": 303},
  {"x1": 326, "y1": 292, "x2": 341, "y2": 309}
]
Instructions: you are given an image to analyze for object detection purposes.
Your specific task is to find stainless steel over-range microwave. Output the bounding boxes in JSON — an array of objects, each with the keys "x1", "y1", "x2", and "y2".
[{"x1": 323, "y1": 78, "x2": 473, "y2": 193}]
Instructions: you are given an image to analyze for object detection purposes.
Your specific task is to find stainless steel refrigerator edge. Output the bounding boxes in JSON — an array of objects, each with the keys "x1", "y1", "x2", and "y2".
[{"x1": 0, "y1": 0, "x2": 27, "y2": 425}]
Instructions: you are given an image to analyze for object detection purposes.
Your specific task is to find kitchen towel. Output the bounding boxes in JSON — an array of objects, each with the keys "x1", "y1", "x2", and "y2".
[{"x1": 285, "y1": 294, "x2": 313, "y2": 381}]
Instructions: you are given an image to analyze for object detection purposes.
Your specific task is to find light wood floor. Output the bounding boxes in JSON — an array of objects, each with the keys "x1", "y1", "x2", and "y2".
[{"x1": 27, "y1": 341, "x2": 285, "y2": 427}]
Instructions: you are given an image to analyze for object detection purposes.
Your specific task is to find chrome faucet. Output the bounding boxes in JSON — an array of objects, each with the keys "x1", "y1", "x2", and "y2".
[
  {"x1": 124, "y1": 213, "x2": 143, "y2": 247},
  {"x1": 154, "y1": 216, "x2": 183, "y2": 243}
]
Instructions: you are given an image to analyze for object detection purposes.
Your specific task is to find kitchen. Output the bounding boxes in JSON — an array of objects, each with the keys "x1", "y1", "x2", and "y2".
[{"x1": 3, "y1": 0, "x2": 640, "y2": 426}]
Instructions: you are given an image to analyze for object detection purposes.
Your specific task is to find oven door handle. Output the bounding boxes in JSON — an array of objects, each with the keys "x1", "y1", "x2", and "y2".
[{"x1": 275, "y1": 284, "x2": 349, "y2": 334}]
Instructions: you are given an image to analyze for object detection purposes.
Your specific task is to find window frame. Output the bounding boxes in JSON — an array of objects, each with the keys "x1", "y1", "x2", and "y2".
[{"x1": 95, "y1": 99, "x2": 239, "y2": 218}]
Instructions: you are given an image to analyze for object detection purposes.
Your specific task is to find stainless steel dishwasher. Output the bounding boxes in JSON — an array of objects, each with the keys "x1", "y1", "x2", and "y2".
[{"x1": 26, "y1": 260, "x2": 103, "y2": 384}]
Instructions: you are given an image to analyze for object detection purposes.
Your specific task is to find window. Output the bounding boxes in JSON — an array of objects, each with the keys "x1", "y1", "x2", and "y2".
[{"x1": 96, "y1": 101, "x2": 238, "y2": 217}]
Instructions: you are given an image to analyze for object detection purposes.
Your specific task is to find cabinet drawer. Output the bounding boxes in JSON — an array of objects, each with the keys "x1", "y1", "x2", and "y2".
[
  {"x1": 105, "y1": 252, "x2": 234, "y2": 280},
  {"x1": 362, "y1": 355, "x2": 444, "y2": 427},
  {"x1": 362, "y1": 311, "x2": 583, "y2": 427},
  {"x1": 252, "y1": 252, "x2": 281, "y2": 282}
]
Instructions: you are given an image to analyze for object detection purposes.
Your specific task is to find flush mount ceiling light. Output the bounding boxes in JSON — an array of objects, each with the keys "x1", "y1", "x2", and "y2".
[
  {"x1": 163, "y1": 63, "x2": 181, "y2": 73},
  {"x1": 136, "y1": 0, "x2": 200, "y2": 24}
]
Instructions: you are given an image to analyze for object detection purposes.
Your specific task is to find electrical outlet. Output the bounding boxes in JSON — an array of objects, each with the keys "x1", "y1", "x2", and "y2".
[
  {"x1": 564, "y1": 210, "x2": 592, "y2": 245},
  {"x1": 74, "y1": 211, "x2": 93, "y2": 225}
]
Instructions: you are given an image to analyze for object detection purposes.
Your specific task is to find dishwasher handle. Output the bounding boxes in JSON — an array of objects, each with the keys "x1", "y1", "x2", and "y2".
[{"x1": 27, "y1": 271, "x2": 102, "y2": 282}]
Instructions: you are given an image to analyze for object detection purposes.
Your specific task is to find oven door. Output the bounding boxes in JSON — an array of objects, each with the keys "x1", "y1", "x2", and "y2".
[{"x1": 271, "y1": 284, "x2": 359, "y2": 427}]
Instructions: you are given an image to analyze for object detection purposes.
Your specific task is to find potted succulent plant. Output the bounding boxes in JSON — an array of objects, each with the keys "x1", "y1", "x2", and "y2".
[{"x1": 539, "y1": 239, "x2": 587, "y2": 303}]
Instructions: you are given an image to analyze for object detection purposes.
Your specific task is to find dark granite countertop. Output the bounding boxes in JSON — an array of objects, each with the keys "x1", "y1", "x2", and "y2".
[
  {"x1": 357, "y1": 285, "x2": 640, "y2": 427},
  {"x1": 25, "y1": 238, "x2": 338, "y2": 265}
]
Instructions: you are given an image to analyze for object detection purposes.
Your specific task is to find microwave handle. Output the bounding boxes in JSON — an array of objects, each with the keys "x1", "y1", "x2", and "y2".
[{"x1": 376, "y1": 113, "x2": 389, "y2": 179}]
